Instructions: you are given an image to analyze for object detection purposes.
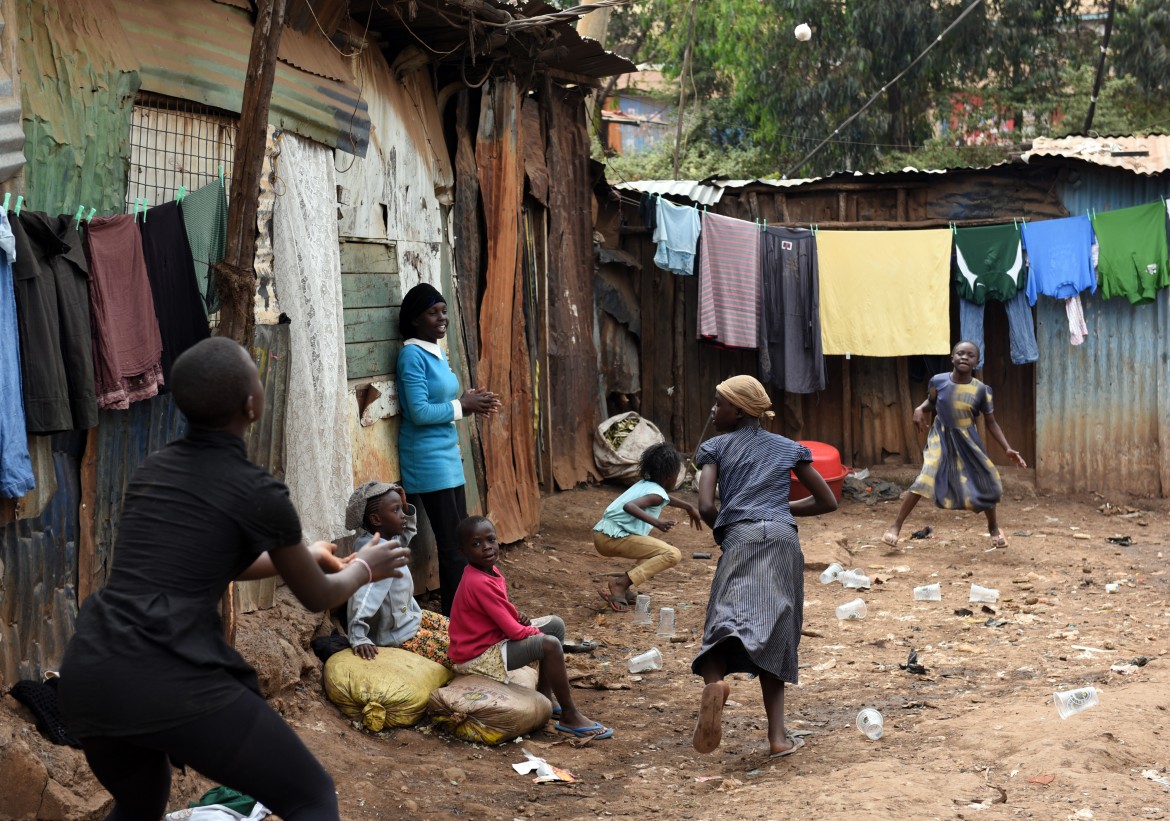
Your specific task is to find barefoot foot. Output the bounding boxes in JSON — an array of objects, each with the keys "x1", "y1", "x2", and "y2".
[{"x1": 692, "y1": 681, "x2": 731, "y2": 754}]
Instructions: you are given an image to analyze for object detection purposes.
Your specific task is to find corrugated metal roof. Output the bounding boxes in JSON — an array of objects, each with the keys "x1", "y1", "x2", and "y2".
[
  {"x1": 0, "y1": 7, "x2": 25, "y2": 183},
  {"x1": 1023, "y1": 135, "x2": 1170, "y2": 176},
  {"x1": 1035, "y1": 169, "x2": 1170, "y2": 497},
  {"x1": 277, "y1": 25, "x2": 354, "y2": 83},
  {"x1": 112, "y1": 0, "x2": 370, "y2": 156},
  {"x1": 614, "y1": 177, "x2": 819, "y2": 206}
]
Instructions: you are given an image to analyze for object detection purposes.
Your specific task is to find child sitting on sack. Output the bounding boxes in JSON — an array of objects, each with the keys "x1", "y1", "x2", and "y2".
[
  {"x1": 345, "y1": 481, "x2": 452, "y2": 667},
  {"x1": 447, "y1": 516, "x2": 614, "y2": 740}
]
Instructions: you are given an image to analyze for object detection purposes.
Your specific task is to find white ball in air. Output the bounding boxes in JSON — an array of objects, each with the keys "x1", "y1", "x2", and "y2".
[{"x1": 794, "y1": 23, "x2": 812, "y2": 41}]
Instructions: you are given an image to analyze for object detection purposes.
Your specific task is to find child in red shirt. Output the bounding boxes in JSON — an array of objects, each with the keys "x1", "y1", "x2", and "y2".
[{"x1": 447, "y1": 516, "x2": 613, "y2": 740}]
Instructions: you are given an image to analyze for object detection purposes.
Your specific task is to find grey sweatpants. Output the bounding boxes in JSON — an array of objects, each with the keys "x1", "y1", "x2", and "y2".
[{"x1": 505, "y1": 615, "x2": 565, "y2": 669}]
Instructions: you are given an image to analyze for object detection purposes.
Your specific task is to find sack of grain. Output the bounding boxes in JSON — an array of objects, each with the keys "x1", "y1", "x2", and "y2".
[
  {"x1": 427, "y1": 666, "x2": 552, "y2": 745},
  {"x1": 325, "y1": 647, "x2": 453, "y2": 732}
]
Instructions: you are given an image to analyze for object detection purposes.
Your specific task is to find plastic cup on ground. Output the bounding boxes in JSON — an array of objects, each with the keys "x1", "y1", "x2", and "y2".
[
  {"x1": 656, "y1": 607, "x2": 676, "y2": 637},
  {"x1": 856, "y1": 708, "x2": 884, "y2": 740},
  {"x1": 841, "y1": 569, "x2": 872, "y2": 589},
  {"x1": 632, "y1": 593, "x2": 652, "y2": 625},
  {"x1": 819, "y1": 563, "x2": 844, "y2": 585},
  {"x1": 836, "y1": 598, "x2": 867, "y2": 620},
  {"x1": 913, "y1": 583, "x2": 942, "y2": 601},
  {"x1": 969, "y1": 583, "x2": 999, "y2": 603},
  {"x1": 1105, "y1": 582, "x2": 1120, "y2": 594},
  {"x1": 628, "y1": 647, "x2": 663, "y2": 673},
  {"x1": 1054, "y1": 686, "x2": 1100, "y2": 719}
]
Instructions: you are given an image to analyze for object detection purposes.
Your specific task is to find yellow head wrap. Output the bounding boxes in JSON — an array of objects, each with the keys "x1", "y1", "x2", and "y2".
[{"x1": 716, "y1": 375, "x2": 775, "y2": 421}]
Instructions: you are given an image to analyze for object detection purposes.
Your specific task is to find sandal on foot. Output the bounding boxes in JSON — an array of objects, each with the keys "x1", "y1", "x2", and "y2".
[
  {"x1": 881, "y1": 533, "x2": 900, "y2": 547},
  {"x1": 597, "y1": 590, "x2": 630, "y2": 612},
  {"x1": 769, "y1": 734, "x2": 805, "y2": 759},
  {"x1": 554, "y1": 721, "x2": 613, "y2": 739},
  {"x1": 692, "y1": 681, "x2": 730, "y2": 754},
  {"x1": 990, "y1": 534, "x2": 1009, "y2": 549}
]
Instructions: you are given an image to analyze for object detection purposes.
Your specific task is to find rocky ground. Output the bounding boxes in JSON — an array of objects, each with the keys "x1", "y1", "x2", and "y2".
[{"x1": 3, "y1": 473, "x2": 1169, "y2": 820}]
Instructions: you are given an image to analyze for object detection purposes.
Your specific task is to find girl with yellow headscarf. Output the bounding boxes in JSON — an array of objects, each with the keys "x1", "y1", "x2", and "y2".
[{"x1": 690, "y1": 375, "x2": 838, "y2": 759}]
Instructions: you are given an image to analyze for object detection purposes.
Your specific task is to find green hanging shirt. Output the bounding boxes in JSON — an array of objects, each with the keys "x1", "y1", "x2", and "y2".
[
  {"x1": 1091, "y1": 201, "x2": 1169, "y2": 305},
  {"x1": 952, "y1": 223, "x2": 1026, "y2": 305},
  {"x1": 180, "y1": 181, "x2": 228, "y2": 316}
]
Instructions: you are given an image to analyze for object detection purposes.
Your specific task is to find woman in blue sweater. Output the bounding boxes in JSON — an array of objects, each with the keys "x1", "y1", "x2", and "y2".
[{"x1": 397, "y1": 283, "x2": 500, "y2": 615}]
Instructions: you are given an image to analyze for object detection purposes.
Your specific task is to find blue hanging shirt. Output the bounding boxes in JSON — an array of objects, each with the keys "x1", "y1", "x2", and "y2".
[
  {"x1": 1022, "y1": 216, "x2": 1097, "y2": 305},
  {"x1": 653, "y1": 198, "x2": 702, "y2": 276},
  {"x1": 0, "y1": 211, "x2": 34, "y2": 498}
]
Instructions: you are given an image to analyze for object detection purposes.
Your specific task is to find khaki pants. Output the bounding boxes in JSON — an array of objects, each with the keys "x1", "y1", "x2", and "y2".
[{"x1": 592, "y1": 531, "x2": 681, "y2": 587}]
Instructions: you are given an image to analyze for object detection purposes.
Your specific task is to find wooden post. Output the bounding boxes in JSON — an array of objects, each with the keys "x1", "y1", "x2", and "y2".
[
  {"x1": 672, "y1": 277, "x2": 685, "y2": 445},
  {"x1": 214, "y1": 0, "x2": 290, "y2": 645},
  {"x1": 896, "y1": 357, "x2": 921, "y2": 466},
  {"x1": 842, "y1": 357, "x2": 853, "y2": 467},
  {"x1": 213, "y1": 0, "x2": 290, "y2": 348}
]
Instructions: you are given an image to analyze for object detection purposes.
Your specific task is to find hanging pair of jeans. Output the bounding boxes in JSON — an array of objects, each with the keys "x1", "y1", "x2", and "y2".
[{"x1": 958, "y1": 290, "x2": 1038, "y2": 369}]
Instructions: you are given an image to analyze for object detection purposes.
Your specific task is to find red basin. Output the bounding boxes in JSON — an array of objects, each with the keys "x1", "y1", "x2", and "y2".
[{"x1": 789, "y1": 440, "x2": 850, "y2": 502}]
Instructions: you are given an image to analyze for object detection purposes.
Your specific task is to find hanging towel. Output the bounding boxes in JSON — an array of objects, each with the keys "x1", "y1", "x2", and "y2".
[
  {"x1": 639, "y1": 192, "x2": 658, "y2": 234},
  {"x1": 953, "y1": 223, "x2": 1026, "y2": 305},
  {"x1": 759, "y1": 226, "x2": 824, "y2": 393},
  {"x1": 141, "y1": 201, "x2": 211, "y2": 384},
  {"x1": 0, "y1": 211, "x2": 34, "y2": 498},
  {"x1": 1065, "y1": 295, "x2": 1089, "y2": 346},
  {"x1": 817, "y1": 229, "x2": 952, "y2": 356},
  {"x1": 958, "y1": 291, "x2": 1039, "y2": 368},
  {"x1": 1091, "y1": 201, "x2": 1169, "y2": 304},
  {"x1": 85, "y1": 215, "x2": 164, "y2": 409},
  {"x1": 1021, "y1": 215, "x2": 1097, "y2": 304},
  {"x1": 181, "y1": 181, "x2": 228, "y2": 316},
  {"x1": 696, "y1": 212, "x2": 761, "y2": 349},
  {"x1": 653, "y1": 198, "x2": 701, "y2": 276},
  {"x1": 9, "y1": 212, "x2": 98, "y2": 433}
]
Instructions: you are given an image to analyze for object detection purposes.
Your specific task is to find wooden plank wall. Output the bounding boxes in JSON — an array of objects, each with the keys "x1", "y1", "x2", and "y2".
[
  {"x1": 619, "y1": 166, "x2": 1055, "y2": 466},
  {"x1": 341, "y1": 240, "x2": 402, "y2": 381}
]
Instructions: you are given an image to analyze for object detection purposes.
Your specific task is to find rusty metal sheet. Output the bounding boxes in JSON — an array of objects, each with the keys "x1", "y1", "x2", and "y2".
[
  {"x1": 1024, "y1": 135, "x2": 1170, "y2": 177},
  {"x1": 18, "y1": 0, "x2": 140, "y2": 217},
  {"x1": 476, "y1": 79, "x2": 539, "y2": 544},
  {"x1": 1035, "y1": 169, "x2": 1170, "y2": 497},
  {"x1": 0, "y1": 5, "x2": 25, "y2": 183},
  {"x1": 453, "y1": 89, "x2": 481, "y2": 385},
  {"x1": 543, "y1": 82, "x2": 600, "y2": 488},
  {"x1": 0, "y1": 438, "x2": 84, "y2": 684},
  {"x1": 111, "y1": 0, "x2": 369, "y2": 157},
  {"x1": 277, "y1": 25, "x2": 354, "y2": 83},
  {"x1": 521, "y1": 97, "x2": 549, "y2": 206}
]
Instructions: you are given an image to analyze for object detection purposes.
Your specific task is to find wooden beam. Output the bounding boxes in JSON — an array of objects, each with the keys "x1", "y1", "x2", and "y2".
[
  {"x1": 842, "y1": 357, "x2": 853, "y2": 467},
  {"x1": 214, "y1": 0, "x2": 290, "y2": 349},
  {"x1": 896, "y1": 357, "x2": 921, "y2": 466}
]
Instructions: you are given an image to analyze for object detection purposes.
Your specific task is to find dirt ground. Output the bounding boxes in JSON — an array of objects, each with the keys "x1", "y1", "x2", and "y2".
[{"x1": 4, "y1": 473, "x2": 1170, "y2": 820}]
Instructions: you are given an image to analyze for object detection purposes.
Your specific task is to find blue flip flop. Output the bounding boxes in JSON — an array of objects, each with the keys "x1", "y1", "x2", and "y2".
[
  {"x1": 554, "y1": 721, "x2": 613, "y2": 740},
  {"x1": 551, "y1": 706, "x2": 562, "y2": 720}
]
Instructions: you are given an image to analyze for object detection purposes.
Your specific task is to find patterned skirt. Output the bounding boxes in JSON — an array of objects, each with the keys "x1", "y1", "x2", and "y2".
[
  {"x1": 909, "y1": 421, "x2": 1002, "y2": 512},
  {"x1": 400, "y1": 610, "x2": 453, "y2": 669},
  {"x1": 691, "y1": 520, "x2": 804, "y2": 683}
]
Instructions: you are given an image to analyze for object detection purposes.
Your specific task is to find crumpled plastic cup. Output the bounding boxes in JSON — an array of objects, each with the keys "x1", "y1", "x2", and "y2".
[
  {"x1": 840, "y1": 569, "x2": 872, "y2": 589},
  {"x1": 628, "y1": 647, "x2": 663, "y2": 673},
  {"x1": 836, "y1": 598, "x2": 867, "y2": 620},
  {"x1": 1054, "y1": 686, "x2": 1100, "y2": 719},
  {"x1": 913, "y1": 583, "x2": 942, "y2": 601},
  {"x1": 969, "y1": 584, "x2": 999, "y2": 603},
  {"x1": 856, "y1": 708, "x2": 883, "y2": 740},
  {"x1": 819, "y1": 563, "x2": 845, "y2": 585},
  {"x1": 632, "y1": 593, "x2": 652, "y2": 625}
]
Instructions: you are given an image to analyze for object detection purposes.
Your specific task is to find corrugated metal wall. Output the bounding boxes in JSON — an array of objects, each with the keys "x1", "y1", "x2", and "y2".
[{"x1": 1035, "y1": 169, "x2": 1170, "y2": 496}]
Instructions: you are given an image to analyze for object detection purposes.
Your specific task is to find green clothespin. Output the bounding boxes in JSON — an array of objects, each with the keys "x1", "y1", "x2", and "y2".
[
  {"x1": 86, "y1": 207, "x2": 97, "y2": 222},
  {"x1": 142, "y1": 198, "x2": 148, "y2": 222},
  {"x1": 177, "y1": 185, "x2": 187, "y2": 203},
  {"x1": 74, "y1": 205, "x2": 85, "y2": 228},
  {"x1": 133, "y1": 198, "x2": 141, "y2": 221},
  {"x1": 2, "y1": 193, "x2": 9, "y2": 212},
  {"x1": 219, "y1": 165, "x2": 225, "y2": 187},
  {"x1": 14, "y1": 195, "x2": 23, "y2": 216},
  {"x1": 763, "y1": 219, "x2": 768, "y2": 230}
]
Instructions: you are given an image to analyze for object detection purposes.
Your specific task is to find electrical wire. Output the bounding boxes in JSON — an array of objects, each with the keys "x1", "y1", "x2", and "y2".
[{"x1": 782, "y1": 0, "x2": 986, "y2": 179}]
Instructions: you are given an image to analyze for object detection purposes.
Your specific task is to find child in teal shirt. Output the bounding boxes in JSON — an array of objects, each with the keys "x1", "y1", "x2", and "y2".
[{"x1": 592, "y1": 443, "x2": 702, "y2": 611}]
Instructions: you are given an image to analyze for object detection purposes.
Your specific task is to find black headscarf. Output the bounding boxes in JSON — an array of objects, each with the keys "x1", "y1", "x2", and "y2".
[{"x1": 399, "y1": 283, "x2": 446, "y2": 340}]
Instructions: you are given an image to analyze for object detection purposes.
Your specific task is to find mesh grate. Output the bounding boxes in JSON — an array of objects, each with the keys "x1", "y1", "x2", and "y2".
[{"x1": 125, "y1": 92, "x2": 239, "y2": 214}]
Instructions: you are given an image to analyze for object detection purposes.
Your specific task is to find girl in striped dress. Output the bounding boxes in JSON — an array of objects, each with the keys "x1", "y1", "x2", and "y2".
[
  {"x1": 882, "y1": 340, "x2": 1027, "y2": 549},
  {"x1": 692, "y1": 375, "x2": 838, "y2": 758}
]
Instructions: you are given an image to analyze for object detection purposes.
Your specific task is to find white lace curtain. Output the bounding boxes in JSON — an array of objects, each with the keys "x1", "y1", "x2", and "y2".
[{"x1": 272, "y1": 133, "x2": 353, "y2": 543}]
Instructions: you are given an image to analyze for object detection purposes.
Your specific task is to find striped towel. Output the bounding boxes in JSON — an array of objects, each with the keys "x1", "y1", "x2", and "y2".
[{"x1": 697, "y1": 212, "x2": 761, "y2": 349}]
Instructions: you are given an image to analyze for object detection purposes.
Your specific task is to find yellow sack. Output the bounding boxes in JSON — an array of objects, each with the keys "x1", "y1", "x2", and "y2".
[
  {"x1": 427, "y1": 666, "x2": 552, "y2": 746},
  {"x1": 324, "y1": 647, "x2": 453, "y2": 732}
]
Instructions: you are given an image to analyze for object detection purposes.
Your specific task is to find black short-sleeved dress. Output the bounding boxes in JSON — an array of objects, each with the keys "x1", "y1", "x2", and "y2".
[
  {"x1": 692, "y1": 426, "x2": 812, "y2": 683},
  {"x1": 59, "y1": 428, "x2": 302, "y2": 738}
]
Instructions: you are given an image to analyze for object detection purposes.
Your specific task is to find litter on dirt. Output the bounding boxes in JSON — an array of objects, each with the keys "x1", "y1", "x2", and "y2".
[{"x1": 899, "y1": 648, "x2": 928, "y2": 675}]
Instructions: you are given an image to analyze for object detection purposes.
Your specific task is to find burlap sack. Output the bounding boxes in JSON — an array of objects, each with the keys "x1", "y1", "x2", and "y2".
[
  {"x1": 427, "y1": 666, "x2": 552, "y2": 745},
  {"x1": 325, "y1": 647, "x2": 453, "y2": 732}
]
